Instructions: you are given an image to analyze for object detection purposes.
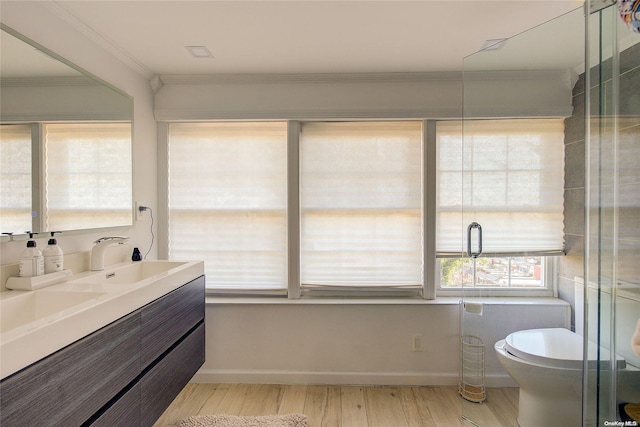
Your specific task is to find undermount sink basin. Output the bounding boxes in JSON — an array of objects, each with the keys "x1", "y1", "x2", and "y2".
[
  {"x1": 76, "y1": 261, "x2": 188, "y2": 285},
  {"x1": 1, "y1": 291, "x2": 106, "y2": 333}
]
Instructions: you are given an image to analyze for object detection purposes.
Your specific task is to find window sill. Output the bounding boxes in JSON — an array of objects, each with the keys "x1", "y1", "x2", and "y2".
[
  {"x1": 437, "y1": 288, "x2": 555, "y2": 298},
  {"x1": 205, "y1": 295, "x2": 568, "y2": 306}
]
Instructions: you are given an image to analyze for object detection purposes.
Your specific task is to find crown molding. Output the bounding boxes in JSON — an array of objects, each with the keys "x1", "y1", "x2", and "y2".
[
  {"x1": 153, "y1": 107, "x2": 463, "y2": 122},
  {"x1": 46, "y1": 1, "x2": 155, "y2": 80},
  {"x1": 155, "y1": 70, "x2": 571, "y2": 86},
  {"x1": 158, "y1": 72, "x2": 464, "y2": 86},
  {"x1": 462, "y1": 69, "x2": 572, "y2": 81}
]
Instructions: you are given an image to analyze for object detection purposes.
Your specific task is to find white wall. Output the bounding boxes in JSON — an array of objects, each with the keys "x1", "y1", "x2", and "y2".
[
  {"x1": 153, "y1": 70, "x2": 573, "y2": 122},
  {"x1": 154, "y1": 73, "x2": 462, "y2": 121},
  {"x1": 0, "y1": 1, "x2": 157, "y2": 267},
  {"x1": 196, "y1": 298, "x2": 570, "y2": 386}
]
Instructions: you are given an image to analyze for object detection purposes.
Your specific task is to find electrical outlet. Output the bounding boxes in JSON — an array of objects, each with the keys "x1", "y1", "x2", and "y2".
[
  {"x1": 411, "y1": 334, "x2": 423, "y2": 352},
  {"x1": 135, "y1": 202, "x2": 144, "y2": 221}
]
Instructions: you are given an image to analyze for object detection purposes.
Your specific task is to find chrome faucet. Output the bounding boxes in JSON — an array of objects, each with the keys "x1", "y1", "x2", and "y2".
[{"x1": 90, "y1": 236, "x2": 130, "y2": 271}]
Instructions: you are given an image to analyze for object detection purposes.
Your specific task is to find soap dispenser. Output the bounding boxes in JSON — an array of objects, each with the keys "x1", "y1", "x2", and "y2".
[
  {"x1": 19, "y1": 232, "x2": 44, "y2": 277},
  {"x1": 43, "y1": 231, "x2": 64, "y2": 274}
]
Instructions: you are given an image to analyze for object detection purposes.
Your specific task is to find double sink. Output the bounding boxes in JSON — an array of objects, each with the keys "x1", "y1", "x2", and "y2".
[{"x1": 0, "y1": 260, "x2": 204, "y2": 379}]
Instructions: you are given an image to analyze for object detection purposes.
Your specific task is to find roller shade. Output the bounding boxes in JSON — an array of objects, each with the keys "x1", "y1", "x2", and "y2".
[
  {"x1": 167, "y1": 122, "x2": 288, "y2": 290},
  {"x1": 437, "y1": 119, "x2": 565, "y2": 255},
  {"x1": 300, "y1": 121, "x2": 423, "y2": 286},
  {"x1": 44, "y1": 123, "x2": 132, "y2": 231},
  {"x1": 0, "y1": 124, "x2": 32, "y2": 232}
]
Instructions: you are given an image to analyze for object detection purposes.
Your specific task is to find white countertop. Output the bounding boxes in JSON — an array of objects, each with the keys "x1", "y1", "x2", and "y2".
[{"x1": 0, "y1": 260, "x2": 204, "y2": 379}]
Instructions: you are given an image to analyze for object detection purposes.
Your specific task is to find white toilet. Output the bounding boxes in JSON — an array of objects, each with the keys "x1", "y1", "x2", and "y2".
[{"x1": 495, "y1": 327, "x2": 626, "y2": 427}]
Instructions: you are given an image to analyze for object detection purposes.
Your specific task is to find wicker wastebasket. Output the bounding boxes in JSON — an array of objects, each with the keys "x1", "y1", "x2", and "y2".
[{"x1": 459, "y1": 335, "x2": 486, "y2": 403}]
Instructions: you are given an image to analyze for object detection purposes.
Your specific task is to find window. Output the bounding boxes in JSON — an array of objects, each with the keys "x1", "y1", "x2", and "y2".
[
  {"x1": 299, "y1": 122, "x2": 423, "y2": 293},
  {"x1": 439, "y1": 256, "x2": 549, "y2": 288},
  {"x1": 436, "y1": 119, "x2": 565, "y2": 293},
  {"x1": 164, "y1": 118, "x2": 564, "y2": 297},
  {"x1": 167, "y1": 122, "x2": 288, "y2": 292}
]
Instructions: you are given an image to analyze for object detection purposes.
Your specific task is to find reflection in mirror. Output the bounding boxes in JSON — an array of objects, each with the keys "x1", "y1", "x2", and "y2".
[
  {"x1": 0, "y1": 124, "x2": 31, "y2": 233},
  {"x1": 0, "y1": 24, "x2": 133, "y2": 238}
]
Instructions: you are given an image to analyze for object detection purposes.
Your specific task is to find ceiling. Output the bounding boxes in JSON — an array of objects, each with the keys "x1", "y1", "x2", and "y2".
[{"x1": 47, "y1": 1, "x2": 582, "y2": 79}]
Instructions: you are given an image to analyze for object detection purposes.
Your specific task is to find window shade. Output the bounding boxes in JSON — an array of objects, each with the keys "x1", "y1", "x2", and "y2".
[
  {"x1": 436, "y1": 119, "x2": 565, "y2": 255},
  {"x1": 167, "y1": 122, "x2": 288, "y2": 290},
  {"x1": 44, "y1": 123, "x2": 132, "y2": 231},
  {"x1": 300, "y1": 121, "x2": 423, "y2": 287},
  {"x1": 0, "y1": 124, "x2": 32, "y2": 232}
]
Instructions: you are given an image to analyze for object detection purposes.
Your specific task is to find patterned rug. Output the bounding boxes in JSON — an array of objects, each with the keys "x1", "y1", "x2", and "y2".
[{"x1": 179, "y1": 413, "x2": 308, "y2": 427}]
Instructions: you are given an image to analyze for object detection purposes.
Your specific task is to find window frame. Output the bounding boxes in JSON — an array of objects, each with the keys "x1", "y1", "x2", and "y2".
[
  {"x1": 296, "y1": 120, "x2": 428, "y2": 297},
  {"x1": 158, "y1": 119, "x2": 560, "y2": 299},
  {"x1": 165, "y1": 121, "x2": 290, "y2": 294}
]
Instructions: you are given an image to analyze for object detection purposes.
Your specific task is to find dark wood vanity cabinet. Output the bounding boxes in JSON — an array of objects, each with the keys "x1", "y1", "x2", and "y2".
[{"x1": 0, "y1": 275, "x2": 205, "y2": 427}]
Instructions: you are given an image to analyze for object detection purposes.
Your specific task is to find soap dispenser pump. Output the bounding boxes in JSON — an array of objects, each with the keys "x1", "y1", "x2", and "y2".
[
  {"x1": 43, "y1": 231, "x2": 64, "y2": 274},
  {"x1": 19, "y1": 232, "x2": 44, "y2": 277}
]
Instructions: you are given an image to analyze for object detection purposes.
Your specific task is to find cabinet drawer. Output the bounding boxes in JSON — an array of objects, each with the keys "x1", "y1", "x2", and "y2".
[
  {"x1": 140, "y1": 275, "x2": 204, "y2": 368},
  {"x1": 140, "y1": 322, "x2": 206, "y2": 426},
  {"x1": 89, "y1": 383, "x2": 141, "y2": 427},
  {"x1": 0, "y1": 311, "x2": 141, "y2": 426}
]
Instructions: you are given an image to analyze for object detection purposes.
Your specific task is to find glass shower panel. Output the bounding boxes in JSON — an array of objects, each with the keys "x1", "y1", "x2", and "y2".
[
  {"x1": 584, "y1": 2, "x2": 640, "y2": 425},
  {"x1": 461, "y1": 8, "x2": 585, "y2": 426}
]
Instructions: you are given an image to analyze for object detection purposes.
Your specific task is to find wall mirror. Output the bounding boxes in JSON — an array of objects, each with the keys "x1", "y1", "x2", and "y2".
[{"x1": 0, "y1": 24, "x2": 133, "y2": 240}]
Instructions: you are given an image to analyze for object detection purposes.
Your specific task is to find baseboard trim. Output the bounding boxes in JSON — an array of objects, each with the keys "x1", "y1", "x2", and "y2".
[
  {"x1": 192, "y1": 369, "x2": 517, "y2": 388},
  {"x1": 193, "y1": 369, "x2": 457, "y2": 386}
]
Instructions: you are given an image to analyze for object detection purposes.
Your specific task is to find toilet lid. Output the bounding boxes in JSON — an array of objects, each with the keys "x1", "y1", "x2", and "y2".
[{"x1": 504, "y1": 328, "x2": 626, "y2": 369}]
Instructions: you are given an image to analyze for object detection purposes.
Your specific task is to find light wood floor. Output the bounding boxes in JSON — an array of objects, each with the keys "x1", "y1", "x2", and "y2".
[{"x1": 154, "y1": 384, "x2": 520, "y2": 427}]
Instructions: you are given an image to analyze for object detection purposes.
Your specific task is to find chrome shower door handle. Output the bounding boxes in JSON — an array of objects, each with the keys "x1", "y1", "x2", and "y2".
[{"x1": 467, "y1": 222, "x2": 483, "y2": 259}]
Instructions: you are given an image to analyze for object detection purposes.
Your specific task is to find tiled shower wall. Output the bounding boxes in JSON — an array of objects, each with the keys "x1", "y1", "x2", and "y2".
[
  {"x1": 560, "y1": 69, "x2": 586, "y2": 332},
  {"x1": 615, "y1": 43, "x2": 640, "y2": 289},
  {"x1": 559, "y1": 42, "x2": 640, "y2": 331}
]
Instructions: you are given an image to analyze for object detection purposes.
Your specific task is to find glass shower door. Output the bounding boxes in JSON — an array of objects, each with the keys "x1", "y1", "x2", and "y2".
[
  {"x1": 460, "y1": 8, "x2": 585, "y2": 426},
  {"x1": 584, "y1": 2, "x2": 640, "y2": 425}
]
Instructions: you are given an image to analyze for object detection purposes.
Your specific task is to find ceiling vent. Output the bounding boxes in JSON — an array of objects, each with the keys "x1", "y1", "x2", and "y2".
[
  {"x1": 480, "y1": 38, "x2": 508, "y2": 51},
  {"x1": 185, "y1": 46, "x2": 214, "y2": 59}
]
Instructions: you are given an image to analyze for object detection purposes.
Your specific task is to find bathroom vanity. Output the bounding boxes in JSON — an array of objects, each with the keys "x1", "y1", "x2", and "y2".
[{"x1": 0, "y1": 260, "x2": 205, "y2": 426}]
